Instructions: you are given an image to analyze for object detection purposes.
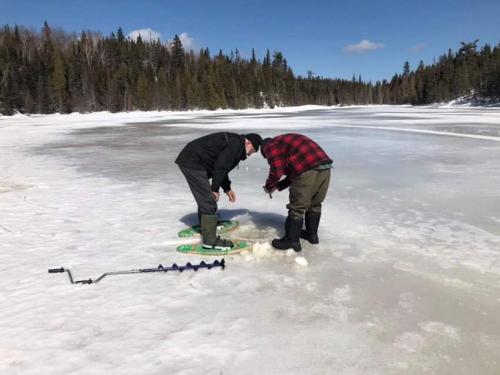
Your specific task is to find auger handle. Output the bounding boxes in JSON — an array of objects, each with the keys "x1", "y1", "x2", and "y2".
[{"x1": 48, "y1": 267, "x2": 65, "y2": 273}]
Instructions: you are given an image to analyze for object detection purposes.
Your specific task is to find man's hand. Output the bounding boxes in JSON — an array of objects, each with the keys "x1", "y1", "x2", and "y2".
[
  {"x1": 212, "y1": 191, "x2": 220, "y2": 202},
  {"x1": 277, "y1": 177, "x2": 291, "y2": 191},
  {"x1": 225, "y1": 190, "x2": 236, "y2": 203},
  {"x1": 263, "y1": 185, "x2": 276, "y2": 194},
  {"x1": 262, "y1": 185, "x2": 276, "y2": 198}
]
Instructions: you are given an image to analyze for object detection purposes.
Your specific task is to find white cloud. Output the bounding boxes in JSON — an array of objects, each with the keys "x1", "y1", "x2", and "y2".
[
  {"x1": 410, "y1": 43, "x2": 426, "y2": 53},
  {"x1": 344, "y1": 40, "x2": 384, "y2": 54},
  {"x1": 170, "y1": 32, "x2": 195, "y2": 51},
  {"x1": 127, "y1": 29, "x2": 196, "y2": 50},
  {"x1": 128, "y1": 28, "x2": 162, "y2": 43}
]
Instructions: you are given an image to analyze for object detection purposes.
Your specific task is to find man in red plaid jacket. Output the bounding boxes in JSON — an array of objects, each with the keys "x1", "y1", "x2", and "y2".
[{"x1": 261, "y1": 133, "x2": 333, "y2": 251}]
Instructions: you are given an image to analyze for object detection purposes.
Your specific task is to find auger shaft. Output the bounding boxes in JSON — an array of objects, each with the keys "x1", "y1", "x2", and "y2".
[{"x1": 48, "y1": 259, "x2": 225, "y2": 285}]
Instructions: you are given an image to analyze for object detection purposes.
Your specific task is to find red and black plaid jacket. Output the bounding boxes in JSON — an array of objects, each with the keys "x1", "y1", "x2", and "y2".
[{"x1": 262, "y1": 133, "x2": 332, "y2": 191}]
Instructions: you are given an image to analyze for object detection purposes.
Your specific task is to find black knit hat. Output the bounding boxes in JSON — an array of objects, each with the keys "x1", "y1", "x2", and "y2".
[
  {"x1": 260, "y1": 137, "x2": 272, "y2": 157},
  {"x1": 245, "y1": 133, "x2": 262, "y2": 152}
]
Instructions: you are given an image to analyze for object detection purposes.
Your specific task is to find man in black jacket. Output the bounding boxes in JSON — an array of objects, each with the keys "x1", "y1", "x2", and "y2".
[{"x1": 176, "y1": 132, "x2": 262, "y2": 250}]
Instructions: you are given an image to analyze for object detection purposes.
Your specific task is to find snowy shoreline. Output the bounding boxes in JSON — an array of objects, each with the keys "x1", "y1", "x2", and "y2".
[{"x1": 1, "y1": 98, "x2": 500, "y2": 120}]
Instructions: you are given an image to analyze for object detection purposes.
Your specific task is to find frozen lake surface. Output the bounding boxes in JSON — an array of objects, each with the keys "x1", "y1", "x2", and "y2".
[{"x1": 1, "y1": 105, "x2": 500, "y2": 374}]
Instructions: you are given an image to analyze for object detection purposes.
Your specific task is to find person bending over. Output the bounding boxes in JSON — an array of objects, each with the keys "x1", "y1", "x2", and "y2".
[
  {"x1": 261, "y1": 133, "x2": 332, "y2": 251},
  {"x1": 176, "y1": 132, "x2": 262, "y2": 250}
]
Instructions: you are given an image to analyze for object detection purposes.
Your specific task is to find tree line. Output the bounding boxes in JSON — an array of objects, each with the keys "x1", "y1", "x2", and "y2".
[
  {"x1": 0, "y1": 23, "x2": 499, "y2": 115},
  {"x1": 380, "y1": 40, "x2": 500, "y2": 105}
]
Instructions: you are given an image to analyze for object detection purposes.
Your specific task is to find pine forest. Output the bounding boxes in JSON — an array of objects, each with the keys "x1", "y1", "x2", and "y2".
[{"x1": 0, "y1": 23, "x2": 499, "y2": 115}]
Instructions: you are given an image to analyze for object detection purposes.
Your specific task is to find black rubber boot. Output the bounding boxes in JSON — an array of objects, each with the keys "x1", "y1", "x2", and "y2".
[
  {"x1": 201, "y1": 214, "x2": 233, "y2": 250},
  {"x1": 300, "y1": 212, "x2": 321, "y2": 244},
  {"x1": 272, "y1": 215, "x2": 303, "y2": 252}
]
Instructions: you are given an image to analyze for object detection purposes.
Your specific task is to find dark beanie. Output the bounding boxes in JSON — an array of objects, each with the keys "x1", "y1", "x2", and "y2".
[
  {"x1": 260, "y1": 137, "x2": 272, "y2": 157},
  {"x1": 245, "y1": 133, "x2": 262, "y2": 152}
]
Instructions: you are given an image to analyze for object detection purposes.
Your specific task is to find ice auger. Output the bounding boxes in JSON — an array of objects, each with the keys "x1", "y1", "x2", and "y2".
[{"x1": 48, "y1": 259, "x2": 225, "y2": 285}]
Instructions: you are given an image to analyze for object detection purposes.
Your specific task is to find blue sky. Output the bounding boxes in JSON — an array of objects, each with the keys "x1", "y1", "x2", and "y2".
[{"x1": 1, "y1": 0, "x2": 499, "y2": 82}]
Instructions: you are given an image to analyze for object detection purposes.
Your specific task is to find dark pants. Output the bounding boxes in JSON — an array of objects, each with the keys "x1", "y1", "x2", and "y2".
[
  {"x1": 287, "y1": 168, "x2": 331, "y2": 219},
  {"x1": 179, "y1": 167, "x2": 217, "y2": 216}
]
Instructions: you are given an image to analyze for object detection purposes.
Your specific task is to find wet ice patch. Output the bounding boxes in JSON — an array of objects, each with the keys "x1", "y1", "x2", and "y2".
[
  {"x1": 347, "y1": 207, "x2": 500, "y2": 275},
  {"x1": 398, "y1": 292, "x2": 415, "y2": 312},
  {"x1": 394, "y1": 331, "x2": 426, "y2": 353},
  {"x1": 234, "y1": 221, "x2": 277, "y2": 242},
  {"x1": 419, "y1": 321, "x2": 461, "y2": 340},
  {"x1": 332, "y1": 285, "x2": 352, "y2": 304}
]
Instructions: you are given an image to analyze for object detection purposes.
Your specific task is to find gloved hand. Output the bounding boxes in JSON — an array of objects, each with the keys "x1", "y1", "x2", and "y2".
[
  {"x1": 277, "y1": 177, "x2": 291, "y2": 191},
  {"x1": 262, "y1": 185, "x2": 276, "y2": 198}
]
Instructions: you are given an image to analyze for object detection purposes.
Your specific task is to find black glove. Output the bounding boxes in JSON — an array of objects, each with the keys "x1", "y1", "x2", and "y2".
[
  {"x1": 262, "y1": 185, "x2": 275, "y2": 198},
  {"x1": 277, "y1": 177, "x2": 291, "y2": 191}
]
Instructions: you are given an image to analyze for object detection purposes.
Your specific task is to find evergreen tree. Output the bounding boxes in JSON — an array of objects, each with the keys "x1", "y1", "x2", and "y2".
[
  {"x1": 1, "y1": 24, "x2": 499, "y2": 115},
  {"x1": 51, "y1": 51, "x2": 67, "y2": 112}
]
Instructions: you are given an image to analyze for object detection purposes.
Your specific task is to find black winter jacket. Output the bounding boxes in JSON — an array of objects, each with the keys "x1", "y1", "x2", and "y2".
[{"x1": 175, "y1": 132, "x2": 247, "y2": 192}]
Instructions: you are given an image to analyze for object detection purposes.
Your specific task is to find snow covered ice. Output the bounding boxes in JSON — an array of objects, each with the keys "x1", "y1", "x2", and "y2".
[{"x1": 1, "y1": 105, "x2": 500, "y2": 374}]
